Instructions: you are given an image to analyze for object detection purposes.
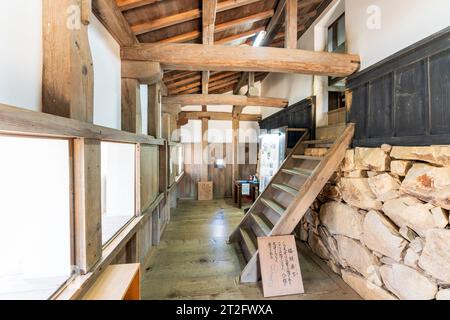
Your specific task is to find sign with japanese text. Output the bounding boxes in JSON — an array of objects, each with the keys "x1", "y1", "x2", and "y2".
[{"x1": 258, "y1": 235, "x2": 304, "y2": 298}]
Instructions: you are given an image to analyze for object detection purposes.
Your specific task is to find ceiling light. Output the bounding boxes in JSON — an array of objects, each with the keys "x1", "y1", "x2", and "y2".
[{"x1": 253, "y1": 31, "x2": 267, "y2": 47}]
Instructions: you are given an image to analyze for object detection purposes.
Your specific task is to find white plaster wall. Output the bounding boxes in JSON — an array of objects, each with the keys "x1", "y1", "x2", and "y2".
[
  {"x1": 89, "y1": 15, "x2": 122, "y2": 130},
  {"x1": 346, "y1": 0, "x2": 450, "y2": 70},
  {"x1": 140, "y1": 85, "x2": 148, "y2": 134},
  {"x1": 0, "y1": 0, "x2": 42, "y2": 111}
]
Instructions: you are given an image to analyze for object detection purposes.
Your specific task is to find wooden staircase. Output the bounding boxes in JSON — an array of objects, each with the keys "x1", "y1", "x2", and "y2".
[{"x1": 229, "y1": 124, "x2": 355, "y2": 283}]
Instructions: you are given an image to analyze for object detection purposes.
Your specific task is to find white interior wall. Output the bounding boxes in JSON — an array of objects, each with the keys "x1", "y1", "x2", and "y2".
[
  {"x1": 346, "y1": 0, "x2": 450, "y2": 70},
  {"x1": 0, "y1": 136, "x2": 72, "y2": 299},
  {"x1": 0, "y1": 0, "x2": 42, "y2": 111},
  {"x1": 140, "y1": 85, "x2": 148, "y2": 134},
  {"x1": 89, "y1": 15, "x2": 122, "y2": 130}
]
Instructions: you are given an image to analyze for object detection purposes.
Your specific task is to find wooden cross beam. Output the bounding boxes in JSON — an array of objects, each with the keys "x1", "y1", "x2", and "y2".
[
  {"x1": 122, "y1": 43, "x2": 360, "y2": 77},
  {"x1": 163, "y1": 94, "x2": 288, "y2": 108}
]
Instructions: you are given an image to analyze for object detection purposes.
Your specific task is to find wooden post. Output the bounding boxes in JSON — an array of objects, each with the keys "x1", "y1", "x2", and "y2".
[
  {"x1": 285, "y1": 0, "x2": 298, "y2": 49},
  {"x1": 74, "y1": 138, "x2": 102, "y2": 274},
  {"x1": 148, "y1": 82, "x2": 162, "y2": 138},
  {"x1": 121, "y1": 78, "x2": 142, "y2": 133},
  {"x1": 231, "y1": 117, "x2": 239, "y2": 199},
  {"x1": 42, "y1": 0, "x2": 94, "y2": 122},
  {"x1": 159, "y1": 141, "x2": 168, "y2": 194},
  {"x1": 201, "y1": 117, "x2": 209, "y2": 181},
  {"x1": 201, "y1": 0, "x2": 217, "y2": 112}
]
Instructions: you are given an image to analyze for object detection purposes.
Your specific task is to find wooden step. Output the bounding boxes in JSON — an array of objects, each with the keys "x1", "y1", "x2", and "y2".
[
  {"x1": 281, "y1": 167, "x2": 314, "y2": 178},
  {"x1": 239, "y1": 228, "x2": 257, "y2": 262},
  {"x1": 302, "y1": 139, "x2": 335, "y2": 145},
  {"x1": 292, "y1": 155, "x2": 324, "y2": 161},
  {"x1": 250, "y1": 213, "x2": 271, "y2": 237},
  {"x1": 272, "y1": 183, "x2": 298, "y2": 197},
  {"x1": 261, "y1": 198, "x2": 285, "y2": 216}
]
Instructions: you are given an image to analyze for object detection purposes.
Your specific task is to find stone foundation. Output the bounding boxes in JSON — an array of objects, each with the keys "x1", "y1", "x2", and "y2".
[{"x1": 297, "y1": 145, "x2": 450, "y2": 300}]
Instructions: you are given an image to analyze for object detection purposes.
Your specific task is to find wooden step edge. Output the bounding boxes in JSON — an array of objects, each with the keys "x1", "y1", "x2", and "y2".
[
  {"x1": 239, "y1": 228, "x2": 257, "y2": 262},
  {"x1": 271, "y1": 183, "x2": 298, "y2": 197},
  {"x1": 281, "y1": 168, "x2": 313, "y2": 178},
  {"x1": 292, "y1": 155, "x2": 324, "y2": 161},
  {"x1": 261, "y1": 198, "x2": 285, "y2": 216},
  {"x1": 250, "y1": 213, "x2": 272, "y2": 236},
  {"x1": 301, "y1": 139, "x2": 335, "y2": 145}
]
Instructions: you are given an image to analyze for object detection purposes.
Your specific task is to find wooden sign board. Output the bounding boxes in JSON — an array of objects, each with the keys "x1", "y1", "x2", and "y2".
[
  {"x1": 198, "y1": 181, "x2": 213, "y2": 200},
  {"x1": 257, "y1": 235, "x2": 304, "y2": 298}
]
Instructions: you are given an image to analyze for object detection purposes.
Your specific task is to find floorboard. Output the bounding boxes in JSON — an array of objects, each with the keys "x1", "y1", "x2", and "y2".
[{"x1": 141, "y1": 199, "x2": 361, "y2": 300}]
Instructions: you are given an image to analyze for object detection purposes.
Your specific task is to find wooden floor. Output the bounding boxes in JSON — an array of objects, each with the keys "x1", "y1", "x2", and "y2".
[{"x1": 141, "y1": 199, "x2": 360, "y2": 300}]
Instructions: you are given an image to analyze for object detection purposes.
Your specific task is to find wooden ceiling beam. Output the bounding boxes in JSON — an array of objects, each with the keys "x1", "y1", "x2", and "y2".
[
  {"x1": 92, "y1": 0, "x2": 138, "y2": 46},
  {"x1": 163, "y1": 95, "x2": 289, "y2": 108},
  {"x1": 122, "y1": 43, "x2": 360, "y2": 77},
  {"x1": 122, "y1": 60, "x2": 163, "y2": 84},
  {"x1": 158, "y1": 10, "x2": 274, "y2": 44},
  {"x1": 131, "y1": 0, "x2": 262, "y2": 35},
  {"x1": 178, "y1": 111, "x2": 261, "y2": 122}
]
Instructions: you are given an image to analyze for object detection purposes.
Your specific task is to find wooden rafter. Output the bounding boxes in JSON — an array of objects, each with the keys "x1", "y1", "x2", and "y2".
[
  {"x1": 131, "y1": 0, "x2": 262, "y2": 35},
  {"x1": 117, "y1": 0, "x2": 161, "y2": 12},
  {"x1": 92, "y1": 0, "x2": 138, "y2": 46},
  {"x1": 158, "y1": 10, "x2": 274, "y2": 44},
  {"x1": 215, "y1": 26, "x2": 266, "y2": 45}
]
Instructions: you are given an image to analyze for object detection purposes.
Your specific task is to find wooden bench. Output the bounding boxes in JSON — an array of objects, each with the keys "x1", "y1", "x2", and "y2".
[{"x1": 82, "y1": 263, "x2": 141, "y2": 300}]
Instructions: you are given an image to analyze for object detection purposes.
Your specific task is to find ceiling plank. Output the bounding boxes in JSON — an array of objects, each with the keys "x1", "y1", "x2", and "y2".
[
  {"x1": 164, "y1": 95, "x2": 289, "y2": 108},
  {"x1": 215, "y1": 26, "x2": 265, "y2": 45},
  {"x1": 132, "y1": 0, "x2": 263, "y2": 35},
  {"x1": 116, "y1": 0, "x2": 161, "y2": 11},
  {"x1": 92, "y1": 0, "x2": 138, "y2": 46},
  {"x1": 158, "y1": 10, "x2": 274, "y2": 44},
  {"x1": 122, "y1": 43, "x2": 361, "y2": 77}
]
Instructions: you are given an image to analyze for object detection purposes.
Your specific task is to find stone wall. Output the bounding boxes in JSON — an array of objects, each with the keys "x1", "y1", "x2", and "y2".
[{"x1": 297, "y1": 145, "x2": 450, "y2": 300}]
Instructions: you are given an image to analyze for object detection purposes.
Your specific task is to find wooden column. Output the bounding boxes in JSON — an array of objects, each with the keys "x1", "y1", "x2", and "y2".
[
  {"x1": 42, "y1": 0, "x2": 94, "y2": 122},
  {"x1": 231, "y1": 117, "x2": 239, "y2": 199},
  {"x1": 201, "y1": 117, "x2": 209, "y2": 181},
  {"x1": 148, "y1": 82, "x2": 162, "y2": 138},
  {"x1": 285, "y1": 0, "x2": 298, "y2": 49},
  {"x1": 74, "y1": 138, "x2": 102, "y2": 274},
  {"x1": 201, "y1": 0, "x2": 217, "y2": 112},
  {"x1": 159, "y1": 142, "x2": 168, "y2": 194},
  {"x1": 121, "y1": 78, "x2": 142, "y2": 133}
]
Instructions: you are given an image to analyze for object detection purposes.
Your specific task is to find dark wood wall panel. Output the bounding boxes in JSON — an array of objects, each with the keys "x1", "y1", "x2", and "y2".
[
  {"x1": 430, "y1": 48, "x2": 450, "y2": 135},
  {"x1": 394, "y1": 60, "x2": 428, "y2": 137},
  {"x1": 347, "y1": 27, "x2": 450, "y2": 146},
  {"x1": 368, "y1": 74, "x2": 394, "y2": 138},
  {"x1": 259, "y1": 97, "x2": 316, "y2": 146}
]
